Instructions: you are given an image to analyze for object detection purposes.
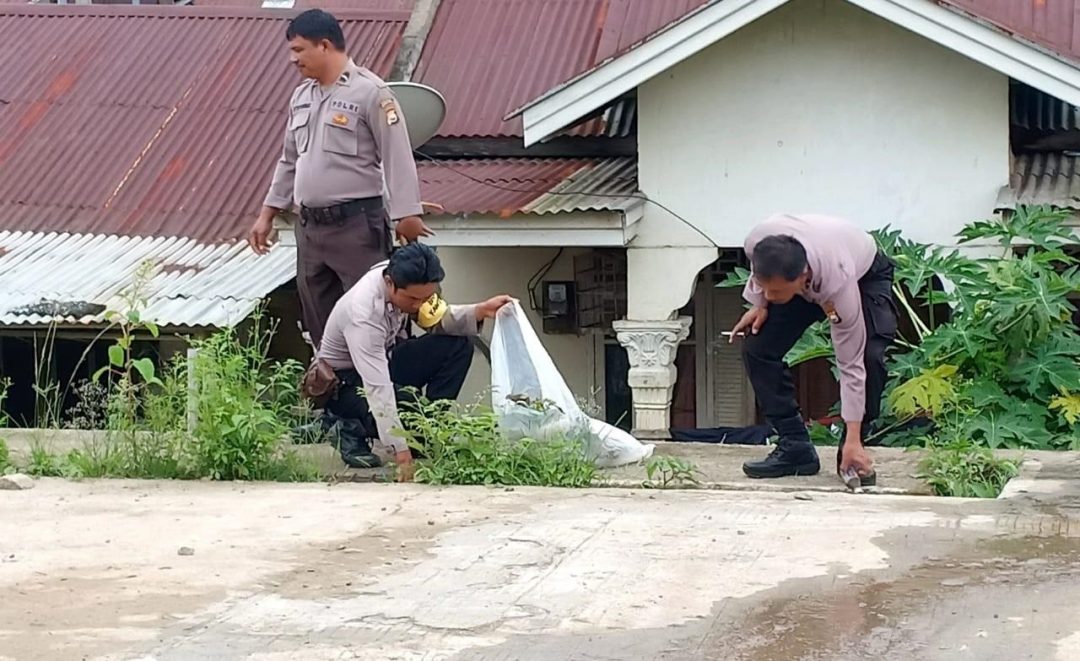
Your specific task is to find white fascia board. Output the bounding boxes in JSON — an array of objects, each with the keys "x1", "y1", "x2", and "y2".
[
  {"x1": 850, "y1": 0, "x2": 1080, "y2": 109},
  {"x1": 425, "y1": 211, "x2": 632, "y2": 247},
  {"x1": 521, "y1": 0, "x2": 789, "y2": 147},
  {"x1": 521, "y1": 0, "x2": 1080, "y2": 146}
]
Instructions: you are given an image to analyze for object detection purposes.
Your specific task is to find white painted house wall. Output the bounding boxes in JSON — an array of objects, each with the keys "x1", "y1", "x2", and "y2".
[
  {"x1": 636, "y1": 0, "x2": 1009, "y2": 250},
  {"x1": 434, "y1": 247, "x2": 602, "y2": 410}
]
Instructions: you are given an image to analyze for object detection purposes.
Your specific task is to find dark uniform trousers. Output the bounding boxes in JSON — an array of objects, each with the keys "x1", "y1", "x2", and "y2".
[
  {"x1": 296, "y1": 202, "x2": 391, "y2": 349},
  {"x1": 742, "y1": 253, "x2": 899, "y2": 437},
  {"x1": 325, "y1": 334, "x2": 474, "y2": 453}
]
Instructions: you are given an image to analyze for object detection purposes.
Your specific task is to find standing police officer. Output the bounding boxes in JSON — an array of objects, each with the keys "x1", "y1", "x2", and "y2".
[{"x1": 249, "y1": 9, "x2": 432, "y2": 349}]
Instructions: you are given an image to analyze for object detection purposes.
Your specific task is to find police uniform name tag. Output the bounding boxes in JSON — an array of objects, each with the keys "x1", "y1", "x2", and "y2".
[{"x1": 330, "y1": 99, "x2": 361, "y2": 114}]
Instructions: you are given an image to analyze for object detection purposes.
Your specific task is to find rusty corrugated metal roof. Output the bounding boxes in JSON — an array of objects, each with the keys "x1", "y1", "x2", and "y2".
[
  {"x1": 413, "y1": 0, "x2": 708, "y2": 138},
  {"x1": 941, "y1": 0, "x2": 1080, "y2": 62},
  {"x1": 0, "y1": 157, "x2": 636, "y2": 327},
  {"x1": 417, "y1": 157, "x2": 637, "y2": 216},
  {"x1": 0, "y1": 4, "x2": 408, "y2": 243},
  {"x1": 195, "y1": 0, "x2": 415, "y2": 8}
]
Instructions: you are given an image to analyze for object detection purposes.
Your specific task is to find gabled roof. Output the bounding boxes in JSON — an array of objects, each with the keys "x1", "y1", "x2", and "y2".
[
  {"x1": 413, "y1": 0, "x2": 708, "y2": 138},
  {"x1": 516, "y1": 0, "x2": 1080, "y2": 146}
]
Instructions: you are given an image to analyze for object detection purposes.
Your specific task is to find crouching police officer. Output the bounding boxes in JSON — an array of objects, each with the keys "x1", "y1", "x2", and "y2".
[{"x1": 730, "y1": 214, "x2": 898, "y2": 486}]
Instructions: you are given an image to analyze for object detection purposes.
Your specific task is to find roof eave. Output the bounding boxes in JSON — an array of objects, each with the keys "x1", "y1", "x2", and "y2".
[
  {"x1": 423, "y1": 206, "x2": 641, "y2": 248},
  {"x1": 520, "y1": 0, "x2": 785, "y2": 147},
  {"x1": 521, "y1": 0, "x2": 1080, "y2": 147}
]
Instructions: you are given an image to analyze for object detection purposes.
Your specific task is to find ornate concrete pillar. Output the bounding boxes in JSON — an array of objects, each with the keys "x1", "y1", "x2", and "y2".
[{"x1": 613, "y1": 317, "x2": 692, "y2": 439}]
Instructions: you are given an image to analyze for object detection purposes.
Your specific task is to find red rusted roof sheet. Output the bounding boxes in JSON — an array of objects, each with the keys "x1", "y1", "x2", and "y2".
[
  {"x1": 0, "y1": 5, "x2": 408, "y2": 243},
  {"x1": 941, "y1": 0, "x2": 1080, "y2": 61},
  {"x1": 417, "y1": 157, "x2": 636, "y2": 215},
  {"x1": 195, "y1": 0, "x2": 416, "y2": 9},
  {"x1": 413, "y1": 0, "x2": 708, "y2": 138}
]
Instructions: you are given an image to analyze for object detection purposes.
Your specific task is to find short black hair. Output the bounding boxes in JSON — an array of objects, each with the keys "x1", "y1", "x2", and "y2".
[
  {"x1": 386, "y1": 243, "x2": 445, "y2": 288},
  {"x1": 752, "y1": 235, "x2": 808, "y2": 281},
  {"x1": 286, "y1": 9, "x2": 346, "y2": 51}
]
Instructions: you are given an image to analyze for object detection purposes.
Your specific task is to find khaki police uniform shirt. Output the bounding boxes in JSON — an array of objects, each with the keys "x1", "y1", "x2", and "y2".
[
  {"x1": 264, "y1": 60, "x2": 423, "y2": 221},
  {"x1": 318, "y1": 262, "x2": 480, "y2": 454}
]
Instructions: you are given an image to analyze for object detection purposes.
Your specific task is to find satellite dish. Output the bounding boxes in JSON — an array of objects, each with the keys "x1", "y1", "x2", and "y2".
[{"x1": 386, "y1": 82, "x2": 446, "y2": 148}]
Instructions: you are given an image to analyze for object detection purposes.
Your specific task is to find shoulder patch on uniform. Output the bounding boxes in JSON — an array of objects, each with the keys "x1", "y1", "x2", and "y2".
[
  {"x1": 380, "y1": 97, "x2": 399, "y2": 126},
  {"x1": 823, "y1": 302, "x2": 842, "y2": 324}
]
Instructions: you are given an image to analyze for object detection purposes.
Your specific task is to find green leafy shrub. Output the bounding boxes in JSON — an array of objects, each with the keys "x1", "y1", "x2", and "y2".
[
  {"x1": 25, "y1": 444, "x2": 69, "y2": 477},
  {"x1": 878, "y1": 207, "x2": 1080, "y2": 450},
  {"x1": 643, "y1": 455, "x2": 701, "y2": 488},
  {"x1": 161, "y1": 319, "x2": 313, "y2": 481},
  {"x1": 397, "y1": 397, "x2": 597, "y2": 487},
  {"x1": 917, "y1": 440, "x2": 1020, "y2": 498}
]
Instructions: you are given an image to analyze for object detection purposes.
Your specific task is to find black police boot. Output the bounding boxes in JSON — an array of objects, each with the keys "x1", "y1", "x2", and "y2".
[
  {"x1": 336, "y1": 418, "x2": 382, "y2": 469},
  {"x1": 742, "y1": 415, "x2": 820, "y2": 479}
]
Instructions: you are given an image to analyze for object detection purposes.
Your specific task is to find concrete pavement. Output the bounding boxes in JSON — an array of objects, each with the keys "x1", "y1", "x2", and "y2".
[{"x1": 2, "y1": 478, "x2": 1078, "y2": 660}]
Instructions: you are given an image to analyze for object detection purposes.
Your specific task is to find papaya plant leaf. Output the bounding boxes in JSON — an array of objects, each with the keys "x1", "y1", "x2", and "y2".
[
  {"x1": 785, "y1": 320, "x2": 834, "y2": 367},
  {"x1": 965, "y1": 379, "x2": 1006, "y2": 408},
  {"x1": 1049, "y1": 392, "x2": 1080, "y2": 425},
  {"x1": 888, "y1": 365, "x2": 958, "y2": 417},
  {"x1": 1008, "y1": 344, "x2": 1080, "y2": 397},
  {"x1": 716, "y1": 266, "x2": 750, "y2": 289}
]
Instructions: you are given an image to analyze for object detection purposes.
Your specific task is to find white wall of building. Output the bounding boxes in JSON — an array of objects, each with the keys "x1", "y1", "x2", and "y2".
[
  {"x1": 435, "y1": 247, "x2": 603, "y2": 411},
  {"x1": 636, "y1": 0, "x2": 1009, "y2": 249}
]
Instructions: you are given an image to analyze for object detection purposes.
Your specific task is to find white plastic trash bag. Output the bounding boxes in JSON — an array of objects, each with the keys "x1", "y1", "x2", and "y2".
[{"x1": 490, "y1": 301, "x2": 654, "y2": 468}]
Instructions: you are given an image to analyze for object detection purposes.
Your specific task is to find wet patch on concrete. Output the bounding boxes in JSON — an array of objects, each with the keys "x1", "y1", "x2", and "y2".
[
  {"x1": 452, "y1": 524, "x2": 1080, "y2": 661},
  {"x1": 691, "y1": 533, "x2": 1080, "y2": 661}
]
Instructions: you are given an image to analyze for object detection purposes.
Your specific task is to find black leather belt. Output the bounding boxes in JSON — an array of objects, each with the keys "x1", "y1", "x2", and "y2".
[{"x1": 299, "y1": 197, "x2": 383, "y2": 226}]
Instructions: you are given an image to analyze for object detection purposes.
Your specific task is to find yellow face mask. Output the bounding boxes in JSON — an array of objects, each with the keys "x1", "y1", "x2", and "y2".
[{"x1": 415, "y1": 292, "x2": 448, "y2": 329}]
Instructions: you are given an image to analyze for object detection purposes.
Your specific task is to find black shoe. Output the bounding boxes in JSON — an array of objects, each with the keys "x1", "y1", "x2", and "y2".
[
  {"x1": 743, "y1": 415, "x2": 820, "y2": 479},
  {"x1": 743, "y1": 443, "x2": 821, "y2": 478},
  {"x1": 335, "y1": 422, "x2": 382, "y2": 469},
  {"x1": 342, "y1": 452, "x2": 383, "y2": 469}
]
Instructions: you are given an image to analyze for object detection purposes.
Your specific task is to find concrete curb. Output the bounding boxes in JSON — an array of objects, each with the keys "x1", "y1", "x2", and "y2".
[{"x1": 4, "y1": 429, "x2": 1078, "y2": 502}]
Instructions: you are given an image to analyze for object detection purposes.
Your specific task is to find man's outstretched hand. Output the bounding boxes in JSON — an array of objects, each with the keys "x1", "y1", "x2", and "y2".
[
  {"x1": 394, "y1": 450, "x2": 415, "y2": 482},
  {"x1": 476, "y1": 295, "x2": 514, "y2": 321},
  {"x1": 395, "y1": 216, "x2": 435, "y2": 244},
  {"x1": 729, "y1": 306, "x2": 768, "y2": 343}
]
